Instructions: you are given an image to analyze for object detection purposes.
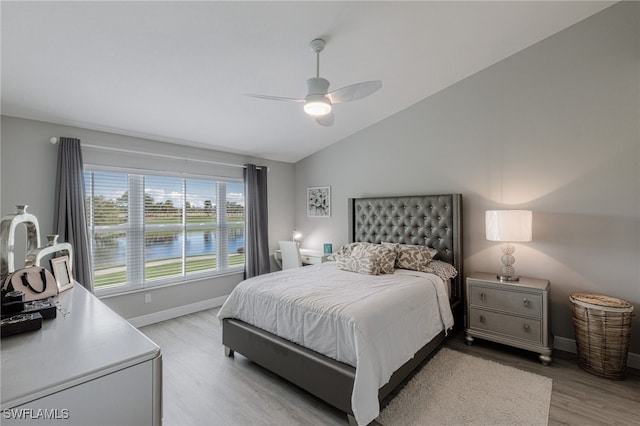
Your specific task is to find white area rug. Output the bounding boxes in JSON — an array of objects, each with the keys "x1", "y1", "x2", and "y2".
[{"x1": 378, "y1": 348, "x2": 553, "y2": 426}]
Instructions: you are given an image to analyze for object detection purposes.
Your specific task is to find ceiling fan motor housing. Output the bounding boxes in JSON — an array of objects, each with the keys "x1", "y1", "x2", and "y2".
[
  {"x1": 306, "y1": 77, "x2": 330, "y2": 96},
  {"x1": 304, "y1": 77, "x2": 332, "y2": 116}
]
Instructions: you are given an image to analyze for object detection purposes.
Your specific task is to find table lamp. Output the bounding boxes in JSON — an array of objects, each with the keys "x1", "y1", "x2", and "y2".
[
  {"x1": 292, "y1": 230, "x2": 302, "y2": 247},
  {"x1": 485, "y1": 210, "x2": 532, "y2": 282}
]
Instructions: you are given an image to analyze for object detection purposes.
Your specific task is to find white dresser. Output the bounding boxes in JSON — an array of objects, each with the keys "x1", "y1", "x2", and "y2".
[
  {"x1": 465, "y1": 272, "x2": 552, "y2": 365},
  {"x1": 1, "y1": 285, "x2": 162, "y2": 425}
]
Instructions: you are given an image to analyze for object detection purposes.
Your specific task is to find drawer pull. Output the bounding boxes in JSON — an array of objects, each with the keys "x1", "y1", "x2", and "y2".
[
  {"x1": 523, "y1": 298, "x2": 530, "y2": 307},
  {"x1": 479, "y1": 315, "x2": 486, "y2": 324},
  {"x1": 480, "y1": 292, "x2": 486, "y2": 302},
  {"x1": 523, "y1": 323, "x2": 530, "y2": 332}
]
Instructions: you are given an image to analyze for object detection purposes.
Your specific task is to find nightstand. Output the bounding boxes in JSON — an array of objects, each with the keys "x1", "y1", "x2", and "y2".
[{"x1": 465, "y1": 272, "x2": 553, "y2": 365}]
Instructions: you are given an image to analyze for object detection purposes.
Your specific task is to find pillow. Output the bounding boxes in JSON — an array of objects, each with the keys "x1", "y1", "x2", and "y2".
[
  {"x1": 335, "y1": 254, "x2": 381, "y2": 275},
  {"x1": 351, "y1": 244, "x2": 396, "y2": 274},
  {"x1": 381, "y1": 242, "x2": 400, "y2": 256},
  {"x1": 327, "y1": 242, "x2": 373, "y2": 261},
  {"x1": 395, "y1": 244, "x2": 438, "y2": 273},
  {"x1": 430, "y1": 260, "x2": 458, "y2": 282}
]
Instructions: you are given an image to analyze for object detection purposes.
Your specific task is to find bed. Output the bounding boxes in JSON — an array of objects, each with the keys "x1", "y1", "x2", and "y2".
[{"x1": 219, "y1": 194, "x2": 463, "y2": 425}]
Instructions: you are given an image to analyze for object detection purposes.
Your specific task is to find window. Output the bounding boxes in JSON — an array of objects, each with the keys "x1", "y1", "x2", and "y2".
[{"x1": 84, "y1": 170, "x2": 245, "y2": 293}]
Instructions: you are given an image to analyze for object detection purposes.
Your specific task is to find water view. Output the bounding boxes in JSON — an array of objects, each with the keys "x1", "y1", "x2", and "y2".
[
  {"x1": 92, "y1": 225, "x2": 245, "y2": 287},
  {"x1": 94, "y1": 226, "x2": 245, "y2": 268}
]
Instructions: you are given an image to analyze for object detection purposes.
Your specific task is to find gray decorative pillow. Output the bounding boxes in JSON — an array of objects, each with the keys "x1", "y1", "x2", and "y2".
[
  {"x1": 335, "y1": 254, "x2": 381, "y2": 275},
  {"x1": 381, "y1": 242, "x2": 400, "y2": 256},
  {"x1": 327, "y1": 242, "x2": 373, "y2": 261},
  {"x1": 430, "y1": 260, "x2": 458, "y2": 281},
  {"x1": 395, "y1": 244, "x2": 438, "y2": 273},
  {"x1": 351, "y1": 244, "x2": 396, "y2": 274}
]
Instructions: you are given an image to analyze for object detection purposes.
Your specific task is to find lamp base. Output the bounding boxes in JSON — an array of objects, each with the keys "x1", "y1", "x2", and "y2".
[
  {"x1": 497, "y1": 243, "x2": 519, "y2": 282},
  {"x1": 498, "y1": 275, "x2": 520, "y2": 282}
]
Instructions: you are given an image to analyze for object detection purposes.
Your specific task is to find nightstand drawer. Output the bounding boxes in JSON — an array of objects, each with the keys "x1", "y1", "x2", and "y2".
[
  {"x1": 301, "y1": 255, "x2": 324, "y2": 264},
  {"x1": 469, "y1": 284, "x2": 542, "y2": 318},
  {"x1": 469, "y1": 308, "x2": 542, "y2": 343}
]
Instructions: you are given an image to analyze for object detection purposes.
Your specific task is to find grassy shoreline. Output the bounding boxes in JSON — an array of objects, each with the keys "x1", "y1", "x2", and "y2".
[{"x1": 94, "y1": 253, "x2": 245, "y2": 287}]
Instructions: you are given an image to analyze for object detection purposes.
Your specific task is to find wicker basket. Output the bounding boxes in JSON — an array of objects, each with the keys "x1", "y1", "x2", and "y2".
[{"x1": 570, "y1": 293, "x2": 633, "y2": 380}]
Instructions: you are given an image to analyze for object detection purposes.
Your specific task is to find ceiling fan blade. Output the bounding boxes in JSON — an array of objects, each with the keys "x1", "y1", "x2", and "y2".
[
  {"x1": 327, "y1": 80, "x2": 382, "y2": 104},
  {"x1": 315, "y1": 111, "x2": 334, "y2": 127},
  {"x1": 245, "y1": 94, "x2": 305, "y2": 103}
]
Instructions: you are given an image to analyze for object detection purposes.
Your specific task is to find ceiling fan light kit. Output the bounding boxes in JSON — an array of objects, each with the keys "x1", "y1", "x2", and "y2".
[
  {"x1": 246, "y1": 38, "x2": 382, "y2": 126},
  {"x1": 304, "y1": 96, "x2": 332, "y2": 116}
]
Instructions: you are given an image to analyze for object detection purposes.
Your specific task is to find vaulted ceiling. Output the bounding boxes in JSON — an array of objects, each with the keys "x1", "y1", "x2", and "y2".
[{"x1": 1, "y1": 1, "x2": 613, "y2": 163}]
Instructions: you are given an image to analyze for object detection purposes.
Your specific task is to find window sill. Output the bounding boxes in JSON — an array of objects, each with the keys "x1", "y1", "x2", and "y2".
[{"x1": 97, "y1": 269, "x2": 244, "y2": 299}]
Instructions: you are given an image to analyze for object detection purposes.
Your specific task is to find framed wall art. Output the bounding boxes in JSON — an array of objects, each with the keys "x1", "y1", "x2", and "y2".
[
  {"x1": 51, "y1": 255, "x2": 74, "y2": 292},
  {"x1": 307, "y1": 186, "x2": 331, "y2": 217}
]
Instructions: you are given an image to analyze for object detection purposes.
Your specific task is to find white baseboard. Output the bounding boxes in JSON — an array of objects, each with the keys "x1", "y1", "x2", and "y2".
[
  {"x1": 128, "y1": 295, "x2": 228, "y2": 328},
  {"x1": 554, "y1": 336, "x2": 640, "y2": 370}
]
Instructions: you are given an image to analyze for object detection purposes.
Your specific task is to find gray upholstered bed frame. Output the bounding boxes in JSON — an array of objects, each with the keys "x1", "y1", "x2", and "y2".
[{"x1": 222, "y1": 194, "x2": 462, "y2": 424}]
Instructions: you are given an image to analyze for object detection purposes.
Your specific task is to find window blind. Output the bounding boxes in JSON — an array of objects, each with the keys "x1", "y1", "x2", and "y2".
[{"x1": 84, "y1": 169, "x2": 245, "y2": 293}]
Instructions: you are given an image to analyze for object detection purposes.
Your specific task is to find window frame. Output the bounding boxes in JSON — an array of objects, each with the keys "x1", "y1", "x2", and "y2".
[{"x1": 84, "y1": 166, "x2": 245, "y2": 297}]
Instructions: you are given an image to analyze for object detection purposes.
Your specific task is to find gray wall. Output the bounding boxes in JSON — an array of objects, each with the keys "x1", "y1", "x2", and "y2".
[
  {"x1": 0, "y1": 116, "x2": 295, "y2": 319},
  {"x1": 294, "y1": 2, "x2": 640, "y2": 352}
]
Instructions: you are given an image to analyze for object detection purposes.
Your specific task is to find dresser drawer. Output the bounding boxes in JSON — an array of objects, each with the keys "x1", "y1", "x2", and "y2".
[
  {"x1": 469, "y1": 308, "x2": 542, "y2": 343},
  {"x1": 469, "y1": 284, "x2": 542, "y2": 318}
]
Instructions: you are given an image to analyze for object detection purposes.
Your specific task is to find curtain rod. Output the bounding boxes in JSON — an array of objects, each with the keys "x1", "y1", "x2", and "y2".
[{"x1": 49, "y1": 137, "x2": 266, "y2": 170}]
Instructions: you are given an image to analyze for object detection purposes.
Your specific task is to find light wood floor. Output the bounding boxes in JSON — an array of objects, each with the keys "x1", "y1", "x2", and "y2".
[{"x1": 139, "y1": 308, "x2": 640, "y2": 426}]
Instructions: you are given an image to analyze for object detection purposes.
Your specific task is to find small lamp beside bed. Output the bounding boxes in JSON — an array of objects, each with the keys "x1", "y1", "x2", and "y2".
[
  {"x1": 292, "y1": 230, "x2": 302, "y2": 247},
  {"x1": 485, "y1": 210, "x2": 532, "y2": 282}
]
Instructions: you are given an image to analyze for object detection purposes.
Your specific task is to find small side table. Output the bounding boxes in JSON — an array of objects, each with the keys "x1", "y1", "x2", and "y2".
[{"x1": 465, "y1": 272, "x2": 553, "y2": 365}]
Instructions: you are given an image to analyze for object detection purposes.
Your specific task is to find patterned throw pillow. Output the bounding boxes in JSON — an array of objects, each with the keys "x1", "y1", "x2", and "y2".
[
  {"x1": 381, "y1": 242, "x2": 400, "y2": 256},
  {"x1": 351, "y1": 244, "x2": 396, "y2": 274},
  {"x1": 327, "y1": 242, "x2": 373, "y2": 261},
  {"x1": 430, "y1": 260, "x2": 458, "y2": 281},
  {"x1": 395, "y1": 244, "x2": 438, "y2": 273},
  {"x1": 335, "y1": 254, "x2": 381, "y2": 275}
]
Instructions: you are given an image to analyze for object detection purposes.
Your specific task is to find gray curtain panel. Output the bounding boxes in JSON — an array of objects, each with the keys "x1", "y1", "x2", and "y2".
[
  {"x1": 244, "y1": 164, "x2": 270, "y2": 278},
  {"x1": 53, "y1": 137, "x2": 94, "y2": 293}
]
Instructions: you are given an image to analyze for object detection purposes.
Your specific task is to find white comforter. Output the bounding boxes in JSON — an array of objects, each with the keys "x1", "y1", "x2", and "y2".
[{"x1": 217, "y1": 262, "x2": 454, "y2": 425}]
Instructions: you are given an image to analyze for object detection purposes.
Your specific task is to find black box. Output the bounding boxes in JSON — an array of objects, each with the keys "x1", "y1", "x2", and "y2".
[
  {"x1": 21, "y1": 298, "x2": 57, "y2": 320},
  {"x1": 1, "y1": 290, "x2": 25, "y2": 317},
  {"x1": 1, "y1": 312, "x2": 43, "y2": 338}
]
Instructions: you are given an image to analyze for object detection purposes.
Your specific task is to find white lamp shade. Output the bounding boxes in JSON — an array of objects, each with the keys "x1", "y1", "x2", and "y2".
[{"x1": 485, "y1": 210, "x2": 532, "y2": 242}]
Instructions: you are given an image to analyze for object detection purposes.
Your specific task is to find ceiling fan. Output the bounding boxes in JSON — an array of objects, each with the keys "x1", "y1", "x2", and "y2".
[{"x1": 246, "y1": 39, "x2": 382, "y2": 127}]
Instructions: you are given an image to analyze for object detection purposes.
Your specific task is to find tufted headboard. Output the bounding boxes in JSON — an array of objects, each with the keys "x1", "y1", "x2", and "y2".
[{"x1": 348, "y1": 194, "x2": 463, "y2": 308}]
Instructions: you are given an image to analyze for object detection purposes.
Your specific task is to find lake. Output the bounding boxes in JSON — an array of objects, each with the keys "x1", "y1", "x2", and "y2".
[{"x1": 93, "y1": 225, "x2": 245, "y2": 268}]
